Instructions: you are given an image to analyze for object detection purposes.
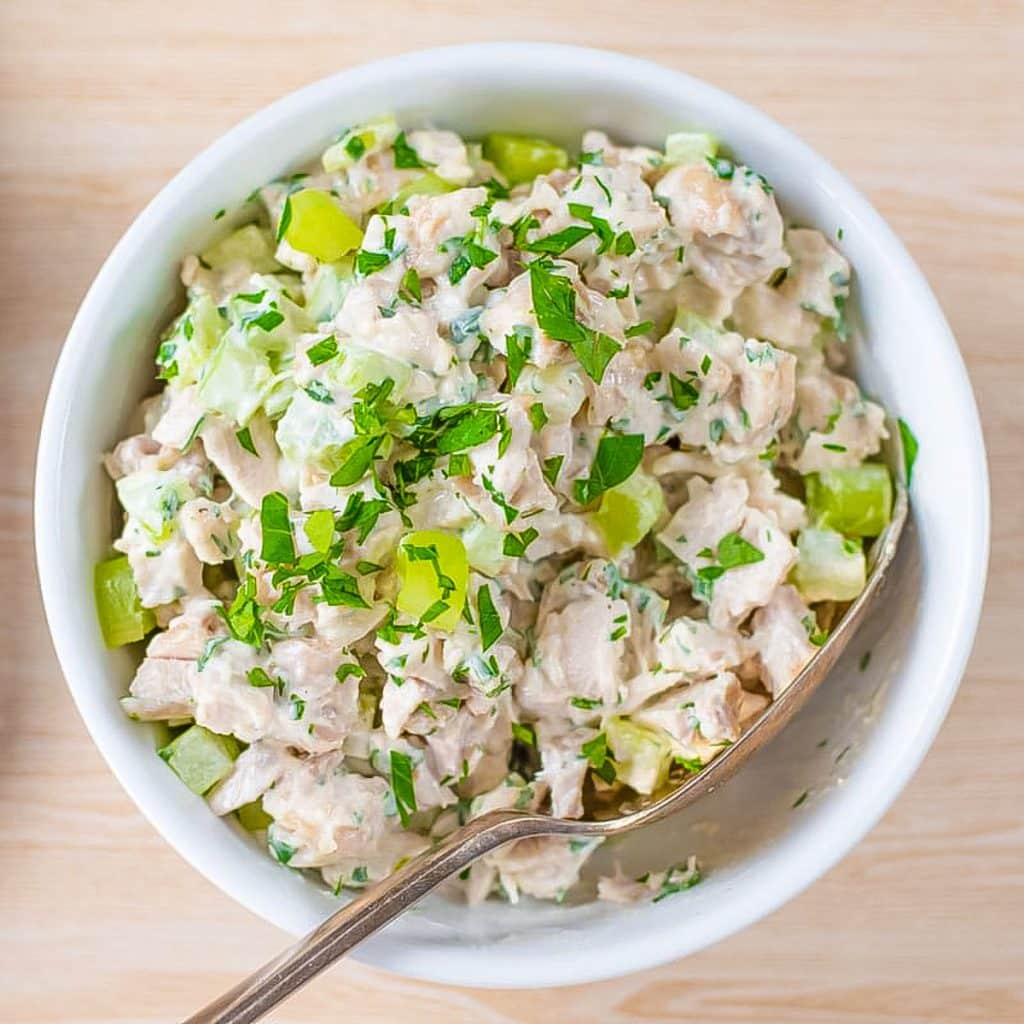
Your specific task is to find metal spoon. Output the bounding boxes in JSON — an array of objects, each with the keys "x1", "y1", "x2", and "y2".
[{"x1": 185, "y1": 478, "x2": 907, "y2": 1024}]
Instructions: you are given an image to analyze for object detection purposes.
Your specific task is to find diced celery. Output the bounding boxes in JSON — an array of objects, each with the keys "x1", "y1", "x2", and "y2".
[
  {"x1": 804, "y1": 464, "x2": 892, "y2": 537},
  {"x1": 322, "y1": 115, "x2": 399, "y2": 172},
  {"x1": 305, "y1": 257, "x2": 355, "y2": 323},
  {"x1": 673, "y1": 306, "x2": 720, "y2": 346},
  {"x1": 200, "y1": 224, "x2": 280, "y2": 273},
  {"x1": 592, "y1": 469, "x2": 665, "y2": 555},
  {"x1": 198, "y1": 335, "x2": 276, "y2": 425},
  {"x1": 115, "y1": 470, "x2": 195, "y2": 542},
  {"x1": 236, "y1": 799, "x2": 273, "y2": 831},
  {"x1": 513, "y1": 364, "x2": 587, "y2": 423},
  {"x1": 94, "y1": 555, "x2": 155, "y2": 647},
  {"x1": 261, "y1": 374, "x2": 297, "y2": 421},
  {"x1": 664, "y1": 131, "x2": 719, "y2": 166},
  {"x1": 387, "y1": 172, "x2": 456, "y2": 211},
  {"x1": 274, "y1": 390, "x2": 354, "y2": 470},
  {"x1": 792, "y1": 527, "x2": 867, "y2": 603},
  {"x1": 461, "y1": 520, "x2": 509, "y2": 576},
  {"x1": 158, "y1": 725, "x2": 239, "y2": 795},
  {"x1": 482, "y1": 133, "x2": 569, "y2": 185},
  {"x1": 283, "y1": 190, "x2": 363, "y2": 263},
  {"x1": 605, "y1": 717, "x2": 673, "y2": 795},
  {"x1": 395, "y1": 530, "x2": 469, "y2": 632},
  {"x1": 327, "y1": 343, "x2": 413, "y2": 400},
  {"x1": 224, "y1": 282, "x2": 307, "y2": 356},
  {"x1": 157, "y1": 293, "x2": 224, "y2": 385}
]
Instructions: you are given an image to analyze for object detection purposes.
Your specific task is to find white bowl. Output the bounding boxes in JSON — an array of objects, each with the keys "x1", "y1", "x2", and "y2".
[{"x1": 35, "y1": 43, "x2": 989, "y2": 988}]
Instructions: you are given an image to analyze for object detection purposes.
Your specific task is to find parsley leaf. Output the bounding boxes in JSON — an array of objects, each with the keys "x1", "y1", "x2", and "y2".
[
  {"x1": 573, "y1": 433, "x2": 645, "y2": 505},
  {"x1": 528, "y1": 259, "x2": 620, "y2": 383},
  {"x1": 614, "y1": 231, "x2": 637, "y2": 256},
  {"x1": 481, "y1": 474, "x2": 519, "y2": 523},
  {"x1": 476, "y1": 583, "x2": 503, "y2": 651},
  {"x1": 336, "y1": 662, "x2": 366, "y2": 684},
  {"x1": 246, "y1": 667, "x2": 279, "y2": 689},
  {"x1": 898, "y1": 418, "x2": 919, "y2": 484},
  {"x1": 303, "y1": 381, "x2": 334, "y2": 404},
  {"x1": 389, "y1": 749, "x2": 417, "y2": 827},
  {"x1": 337, "y1": 493, "x2": 391, "y2": 543},
  {"x1": 581, "y1": 732, "x2": 616, "y2": 784},
  {"x1": 329, "y1": 434, "x2": 384, "y2": 487},
  {"x1": 625, "y1": 320, "x2": 654, "y2": 339},
  {"x1": 504, "y1": 325, "x2": 533, "y2": 391},
  {"x1": 307, "y1": 336, "x2": 339, "y2": 366},
  {"x1": 567, "y1": 202, "x2": 614, "y2": 253},
  {"x1": 652, "y1": 863, "x2": 703, "y2": 902},
  {"x1": 392, "y1": 132, "x2": 431, "y2": 169},
  {"x1": 235, "y1": 426, "x2": 259, "y2": 457},
  {"x1": 502, "y1": 527, "x2": 539, "y2": 558},
  {"x1": 218, "y1": 576, "x2": 264, "y2": 647},
  {"x1": 430, "y1": 406, "x2": 502, "y2": 454},
  {"x1": 528, "y1": 402, "x2": 548, "y2": 432},
  {"x1": 355, "y1": 249, "x2": 393, "y2": 276},
  {"x1": 669, "y1": 373, "x2": 700, "y2": 411},
  {"x1": 522, "y1": 224, "x2": 593, "y2": 255},
  {"x1": 512, "y1": 721, "x2": 536, "y2": 746},
  {"x1": 319, "y1": 567, "x2": 370, "y2": 608},
  {"x1": 356, "y1": 225, "x2": 404, "y2": 278},
  {"x1": 276, "y1": 194, "x2": 292, "y2": 242},
  {"x1": 441, "y1": 233, "x2": 498, "y2": 285},
  {"x1": 541, "y1": 454, "x2": 563, "y2": 487},
  {"x1": 717, "y1": 532, "x2": 765, "y2": 569},
  {"x1": 399, "y1": 267, "x2": 421, "y2": 304},
  {"x1": 259, "y1": 492, "x2": 295, "y2": 564}
]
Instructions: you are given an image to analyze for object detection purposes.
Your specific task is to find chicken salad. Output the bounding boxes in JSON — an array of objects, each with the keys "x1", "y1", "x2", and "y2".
[{"x1": 96, "y1": 117, "x2": 897, "y2": 905}]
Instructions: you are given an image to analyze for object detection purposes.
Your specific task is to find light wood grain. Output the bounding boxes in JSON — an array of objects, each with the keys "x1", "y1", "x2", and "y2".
[{"x1": 2, "y1": 2, "x2": 1023, "y2": 1021}]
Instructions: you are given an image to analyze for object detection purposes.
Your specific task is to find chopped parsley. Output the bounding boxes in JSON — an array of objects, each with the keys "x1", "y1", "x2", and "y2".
[
  {"x1": 502, "y1": 527, "x2": 539, "y2": 558},
  {"x1": 235, "y1": 426, "x2": 258, "y2": 457},
  {"x1": 651, "y1": 862, "x2": 703, "y2": 902},
  {"x1": 503, "y1": 325, "x2": 533, "y2": 391},
  {"x1": 476, "y1": 584, "x2": 502, "y2": 651},
  {"x1": 399, "y1": 267, "x2": 422, "y2": 305},
  {"x1": 580, "y1": 732, "x2": 616, "y2": 784},
  {"x1": 329, "y1": 434, "x2": 384, "y2": 487},
  {"x1": 522, "y1": 224, "x2": 593, "y2": 256},
  {"x1": 528, "y1": 259, "x2": 620, "y2": 383},
  {"x1": 275, "y1": 194, "x2": 293, "y2": 241},
  {"x1": 392, "y1": 131, "x2": 431, "y2": 169},
  {"x1": 625, "y1": 320, "x2": 654, "y2": 339},
  {"x1": 573, "y1": 432, "x2": 644, "y2": 505},
  {"x1": 668, "y1": 373, "x2": 700, "y2": 411},
  {"x1": 541, "y1": 454, "x2": 564, "y2": 487},
  {"x1": 259, "y1": 492, "x2": 295, "y2": 564},
  {"x1": 335, "y1": 662, "x2": 366, "y2": 684},
  {"x1": 389, "y1": 749, "x2": 417, "y2": 827},
  {"x1": 440, "y1": 232, "x2": 498, "y2": 285},
  {"x1": 898, "y1": 417, "x2": 919, "y2": 484},
  {"x1": 511, "y1": 722, "x2": 536, "y2": 746},
  {"x1": 306, "y1": 336, "x2": 339, "y2": 366},
  {"x1": 303, "y1": 380, "x2": 334, "y2": 404}
]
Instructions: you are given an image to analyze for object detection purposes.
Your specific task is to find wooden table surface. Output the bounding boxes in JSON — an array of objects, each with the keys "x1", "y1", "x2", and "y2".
[{"x1": 2, "y1": 2, "x2": 1022, "y2": 1021}]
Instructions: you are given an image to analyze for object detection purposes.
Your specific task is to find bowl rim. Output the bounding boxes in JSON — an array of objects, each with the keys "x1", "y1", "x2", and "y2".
[{"x1": 35, "y1": 41, "x2": 990, "y2": 988}]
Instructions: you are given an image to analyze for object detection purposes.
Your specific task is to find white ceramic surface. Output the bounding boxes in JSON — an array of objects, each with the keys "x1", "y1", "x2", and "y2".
[{"x1": 35, "y1": 43, "x2": 989, "y2": 988}]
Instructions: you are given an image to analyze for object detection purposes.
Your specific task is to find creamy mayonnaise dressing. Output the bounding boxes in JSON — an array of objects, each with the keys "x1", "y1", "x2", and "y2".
[{"x1": 106, "y1": 119, "x2": 889, "y2": 905}]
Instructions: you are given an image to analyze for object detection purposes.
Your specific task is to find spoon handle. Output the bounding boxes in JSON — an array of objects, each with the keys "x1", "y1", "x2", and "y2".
[{"x1": 182, "y1": 809, "x2": 557, "y2": 1024}]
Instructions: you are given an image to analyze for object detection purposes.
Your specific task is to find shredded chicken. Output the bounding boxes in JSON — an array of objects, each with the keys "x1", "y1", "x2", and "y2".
[{"x1": 103, "y1": 119, "x2": 893, "y2": 908}]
